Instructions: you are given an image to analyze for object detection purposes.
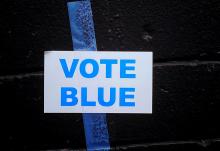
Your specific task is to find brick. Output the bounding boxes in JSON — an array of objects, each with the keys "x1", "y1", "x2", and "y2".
[
  {"x1": 3, "y1": 74, "x2": 86, "y2": 150},
  {"x1": 2, "y1": 62, "x2": 220, "y2": 150},
  {"x1": 108, "y1": 62, "x2": 220, "y2": 145},
  {"x1": 1, "y1": 0, "x2": 220, "y2": 74}
]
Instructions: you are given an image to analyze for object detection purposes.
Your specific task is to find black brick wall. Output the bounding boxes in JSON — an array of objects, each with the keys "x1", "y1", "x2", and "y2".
[{"x1": 2, "y1": 0, "x2": 220, "y2": 150}]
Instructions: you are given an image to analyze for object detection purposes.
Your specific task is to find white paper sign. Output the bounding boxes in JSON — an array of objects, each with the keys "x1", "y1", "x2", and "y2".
[{"x1": 44, "y1": 51, "x2": 152, "y2": 113}]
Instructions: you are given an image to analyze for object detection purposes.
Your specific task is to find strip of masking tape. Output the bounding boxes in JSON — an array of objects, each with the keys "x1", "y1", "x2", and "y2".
[{"x1": 67, "y1": 1, "x2": 110, "y2": 150}]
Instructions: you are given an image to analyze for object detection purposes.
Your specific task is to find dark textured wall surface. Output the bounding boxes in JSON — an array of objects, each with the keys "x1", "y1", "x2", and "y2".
[{"x1": 2, "y1": 0, "x2": 220, "y2": 150}]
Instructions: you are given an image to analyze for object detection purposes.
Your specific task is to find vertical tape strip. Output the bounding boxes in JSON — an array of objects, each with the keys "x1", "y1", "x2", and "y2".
[{"x1": 67, "y1": 1, "x2": 110, "y2": 150}]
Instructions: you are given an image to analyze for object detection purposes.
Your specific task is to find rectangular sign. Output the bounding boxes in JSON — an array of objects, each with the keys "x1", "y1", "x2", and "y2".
[{"x1": 44, "y1": 51, "x2": 152, "y2": 113}]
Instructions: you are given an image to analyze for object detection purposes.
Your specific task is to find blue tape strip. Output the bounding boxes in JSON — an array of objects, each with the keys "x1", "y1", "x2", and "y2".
[{"x1": 67, "y1": 1, "x2": 110, "y2": 150}]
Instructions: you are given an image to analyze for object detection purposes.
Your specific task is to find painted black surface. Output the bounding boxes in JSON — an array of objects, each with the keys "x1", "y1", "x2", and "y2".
[
  {"x1": 3, "y1": 63, "x2": 220, "y2": 150},
  {"x1": 2, "y1": 0, "x2": 220, "y2": 150},
  {"x1": 2, "y1": 0, "x2": 220, "y2": 75}
]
